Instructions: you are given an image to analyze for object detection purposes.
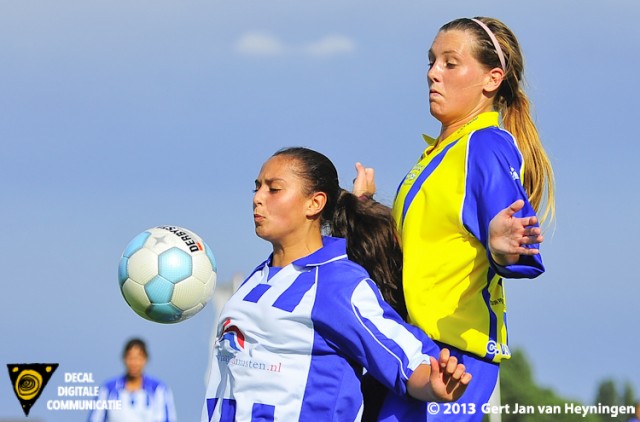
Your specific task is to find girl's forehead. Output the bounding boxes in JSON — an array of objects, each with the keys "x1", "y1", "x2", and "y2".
[
  {"x1": 431, "y1": 29, "x2": 475, "y2": 54},
  {"x1": 258, "y1": 155, "x2": 299, "y2": 179},
  {"x1": 125, "y1": 346, "x2": 146, "y2": 357}
]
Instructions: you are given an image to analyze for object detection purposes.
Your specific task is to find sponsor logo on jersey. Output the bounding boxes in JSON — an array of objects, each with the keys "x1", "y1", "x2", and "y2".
[
  {"x1": 509, "y1": 166, "x2": 520, "y2": 181},
  {"x1": 486, "y1": 340, "x2": 511, "y2": 358},
  {"x1": 220, "y1": 319, "x2": 245, "y2": 352}
]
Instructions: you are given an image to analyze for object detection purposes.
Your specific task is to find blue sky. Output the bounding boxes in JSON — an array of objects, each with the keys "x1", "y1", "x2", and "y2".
[{"x1": 2, "y1": 1, "x2": 639, "y2": 421}]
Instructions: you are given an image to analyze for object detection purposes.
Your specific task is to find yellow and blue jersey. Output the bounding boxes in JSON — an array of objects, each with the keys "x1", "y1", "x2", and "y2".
[{"x1": 392, "y1": 112, "x2": 544, "y2": 363}]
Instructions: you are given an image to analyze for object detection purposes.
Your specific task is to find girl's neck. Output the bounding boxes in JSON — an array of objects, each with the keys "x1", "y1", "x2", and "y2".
[
  {"x1": 125, "y1": 375, "x2": 143, "y2": 391},
  {"x1": 437, "y1": 107, "x2": 494, "y2": 143},
  {"x1": 271, "y1": 234, "x2": 323, "y2": 267}
]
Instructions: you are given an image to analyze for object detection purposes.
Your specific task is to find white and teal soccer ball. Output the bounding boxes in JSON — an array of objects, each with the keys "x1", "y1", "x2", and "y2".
[{"x1": 118, "y1": 226, "x2": 217, "y2": 324}]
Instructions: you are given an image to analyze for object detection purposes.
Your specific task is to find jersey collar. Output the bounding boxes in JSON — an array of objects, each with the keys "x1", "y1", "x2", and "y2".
[
  {"x1": 292, "y1": 236, "x2": 348, "y2": 268},
  {"x1": 258, "y1": 237, "x2": 348, "y2": 272},
  {"x1": 422, "y1": 111, "x2": 500, "y2": 151}
]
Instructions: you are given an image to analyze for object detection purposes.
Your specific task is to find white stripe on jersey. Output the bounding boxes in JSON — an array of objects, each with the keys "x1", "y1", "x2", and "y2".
[{"x1": 351, "y1": 280, "x2": 431, "y2": 380}]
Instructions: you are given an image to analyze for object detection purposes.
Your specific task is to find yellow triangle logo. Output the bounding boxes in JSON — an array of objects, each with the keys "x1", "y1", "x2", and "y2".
[{"x1": 7, "y1": 363, "x2": 59, "y2": 416}]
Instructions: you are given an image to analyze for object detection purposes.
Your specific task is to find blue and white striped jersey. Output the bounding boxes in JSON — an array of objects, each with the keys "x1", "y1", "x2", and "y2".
[
  {"x1": 88, "y1": 375, "x2": 176, "y2": 422},
  {"x1": 201, "y1": 236, "x2": 439, "y2": 422}
]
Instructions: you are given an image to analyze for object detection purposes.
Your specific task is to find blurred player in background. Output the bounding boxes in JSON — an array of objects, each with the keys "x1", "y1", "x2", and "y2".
[{"x1": 88, "y1": 337, "x2": 177, "y2": 422}]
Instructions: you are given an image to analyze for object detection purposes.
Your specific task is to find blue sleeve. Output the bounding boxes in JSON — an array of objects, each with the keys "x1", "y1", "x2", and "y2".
[
  {"x1": 462, "y1": 128, "x2": 544, "y2": 279},
  {"x1": 312, "y1": 265, "x2": 439, "y2": 396},
  {"x1": 144, "y1": 377, "x2": 177, "y2": 422},
  {"x1": 159, "y1": 382, "x2": 178, "y2": 422},
  {"x1": 87, "y1": 380, "x2": 113, "y2": 422}
]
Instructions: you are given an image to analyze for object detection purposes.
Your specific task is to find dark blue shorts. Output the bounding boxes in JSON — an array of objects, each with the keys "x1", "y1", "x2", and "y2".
[{"x1": 377, "y1": 342, "x2": 499, "y2": 422}]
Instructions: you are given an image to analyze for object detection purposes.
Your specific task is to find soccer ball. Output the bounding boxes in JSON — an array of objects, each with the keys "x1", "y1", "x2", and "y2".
[{"x1": 118, "y1": 226, "x2": 217, "y2": 323}]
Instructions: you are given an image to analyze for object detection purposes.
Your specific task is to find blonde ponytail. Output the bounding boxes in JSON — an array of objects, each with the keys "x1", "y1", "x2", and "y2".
[{"x1": 501, "y1": 91, "x2": 555, "y2": 225}]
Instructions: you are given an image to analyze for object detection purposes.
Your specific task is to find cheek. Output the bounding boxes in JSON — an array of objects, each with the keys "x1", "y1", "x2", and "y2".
[
  {"x1": 445, "y1": 77, "x2": 475, "y2": 105},
  {"x1": 266, "y1": 198, "x2": 293, "y2": 223},
  {"x1": 277, "y1": 204, "x2": 302, "y2": 225},
  {"x1": 443, "y1": 74, "x2": 465, "y2": 93}
]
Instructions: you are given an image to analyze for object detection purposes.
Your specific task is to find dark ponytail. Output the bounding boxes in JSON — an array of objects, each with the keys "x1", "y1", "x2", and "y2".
[
  {"x1": 330, "y1": 191, "x2": 407, "y2": 320},
  {"x1": 273, "y1": 147, "x2": 406, "y2": 319}
]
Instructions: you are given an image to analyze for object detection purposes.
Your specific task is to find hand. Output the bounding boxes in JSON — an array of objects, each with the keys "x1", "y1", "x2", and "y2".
[
  {"x1": 427, "y1": 349, "x2": 471, "y2": 402},
  {"x1": 406, "y1": 348, "x2": 471, "y2": 402},
  {"x1": 352, "y1": 162, "x2": 376, "y2": 197},
  {"x1": 489, "y1": 199, "x2": 544, "y2": 266}
]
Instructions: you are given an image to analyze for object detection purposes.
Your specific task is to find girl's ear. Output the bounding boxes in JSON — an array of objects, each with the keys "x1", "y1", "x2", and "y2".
[
  {"x1": 306, "y1": 191, "x2": 327, "y2": 218},
  {"x1": 484, "y1": 67, "x2": 504, "y2": 94}
]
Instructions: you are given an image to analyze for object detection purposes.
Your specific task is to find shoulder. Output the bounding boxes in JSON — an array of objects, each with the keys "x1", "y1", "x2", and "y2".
[
  {"x1": 101, "y1": 375, "x2": 125, "y2": 391},
  {"x1": 465, "y1": 127, "x2": 524, "y2": 180},
  {"x1": 312, "y1": 259, "x2": 387, "y2": 328},
  {"x1": 299, "y1": 237, "x2": 370, "y2": 288},
  {"x1": 142, "y1": 375, "x2": 170, "y2": 391},
  {"x1": 468, "y1": 126, "x2": 517, "y2": 151},
  {"x1": 314, "y1": 259, "x2": 382, "y2": 314},
  {"x1": 467, "y1": 127, "x2": 521, "y2": 159},
  {"x1": 318, "y1": 258, "x2": 369, "y2": 287}
]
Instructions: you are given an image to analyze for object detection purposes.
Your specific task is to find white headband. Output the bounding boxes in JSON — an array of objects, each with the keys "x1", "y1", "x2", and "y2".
[{"x1": 471, "y1": 18, "x2": 506, "y2": 71}]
